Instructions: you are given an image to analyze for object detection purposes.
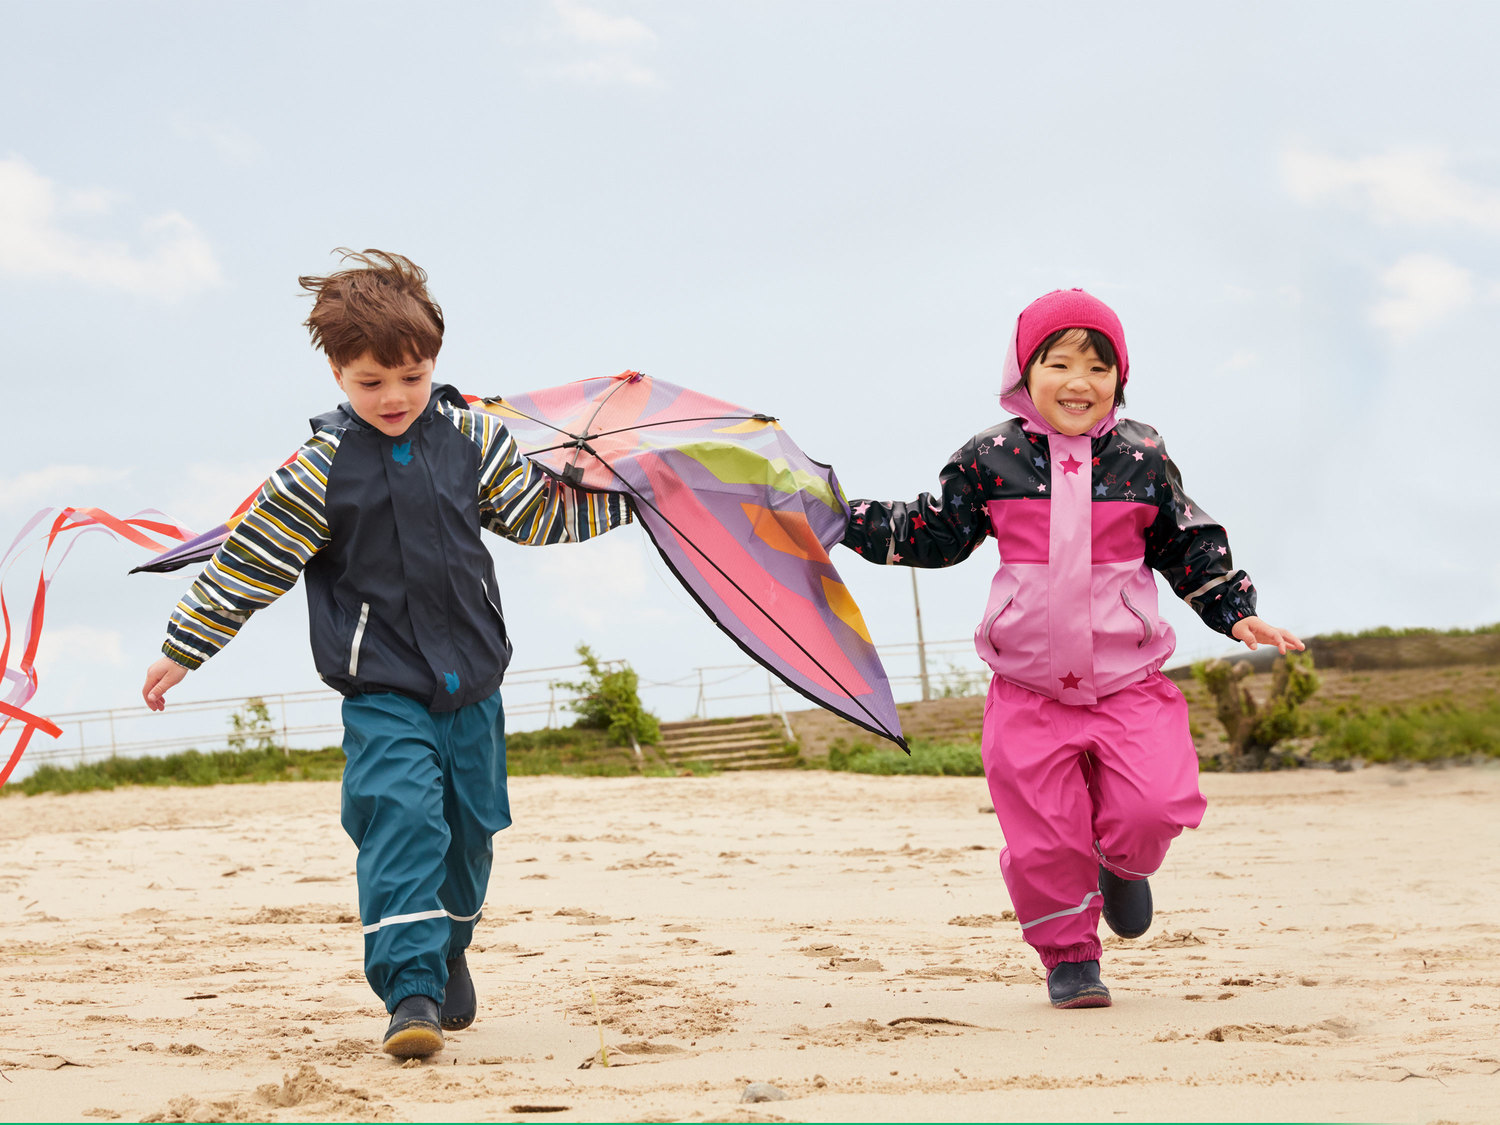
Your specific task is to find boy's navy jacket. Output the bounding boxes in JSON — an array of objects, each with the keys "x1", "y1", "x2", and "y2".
[{"x1": 162, "y1": 384, "x2": 630, "y2": 711}]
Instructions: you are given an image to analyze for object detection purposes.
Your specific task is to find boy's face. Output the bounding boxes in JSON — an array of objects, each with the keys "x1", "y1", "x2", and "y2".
[
  {"x1": 1026, "y1": 338, "x2": 1119, "y2": 436},
  {"x1": 331, "y1": 352, "x2": 435, "y2": 437}
]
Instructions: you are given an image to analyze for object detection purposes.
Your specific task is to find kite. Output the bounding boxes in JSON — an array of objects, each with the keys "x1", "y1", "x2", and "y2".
[
  {"x1": 133, "y1": 372, "x2": 907, "y2": 749},
  {"x1": 480, "y1": 371, "x2": 904, "y2": 749}
]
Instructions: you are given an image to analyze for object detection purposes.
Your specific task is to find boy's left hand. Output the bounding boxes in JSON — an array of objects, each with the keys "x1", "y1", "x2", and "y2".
[{"x1": 1231, "y1": 616, "x2": 1305, "y2": 654}]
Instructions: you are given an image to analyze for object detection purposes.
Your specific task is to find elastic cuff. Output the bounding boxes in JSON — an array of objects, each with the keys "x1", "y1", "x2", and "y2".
[
  {"x1": 161, "y1": 641, "x2": 203, "y2": 671},
  {"x1": 1037, "y1": 941, "x2": 1103, "y2": 971},
  {"x1": 386, "y1": 974, "x2": 443, "y2": 1013}
]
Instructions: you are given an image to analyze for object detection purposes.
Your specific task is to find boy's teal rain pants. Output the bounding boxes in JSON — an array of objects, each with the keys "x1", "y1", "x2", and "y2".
[{"x1": 339, "y1": 690, "x2": 510, "y2": 1011}]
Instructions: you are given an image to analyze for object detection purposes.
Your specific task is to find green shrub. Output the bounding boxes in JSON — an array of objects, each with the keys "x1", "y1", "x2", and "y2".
[
  {"x1": 1310, "y1": 697, "x2": 1500, "y2": 762},
  {"x1": 552, "y1": 644, "x2": 661, "y2": 747}
]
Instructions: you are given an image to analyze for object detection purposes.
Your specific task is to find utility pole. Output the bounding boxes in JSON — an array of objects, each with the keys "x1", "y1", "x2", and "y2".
[{"x1": 911, "y1": 569, "x2": 931, "y2": 701}]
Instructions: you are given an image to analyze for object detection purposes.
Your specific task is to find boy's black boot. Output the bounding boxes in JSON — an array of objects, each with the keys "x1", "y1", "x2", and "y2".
[
  {"x1": 440, "y1": 953, "x2": 477, "y2": 1031},
  {"x1": 1098, "y1": 864, "x2": 1153, "y2": 939},
  {"x1": 1047, "y1": 960, "x2": 1113, "y2": 1009},
  {"x1": 382, "y1": 995, "x2": 444, "y2": 1058}
]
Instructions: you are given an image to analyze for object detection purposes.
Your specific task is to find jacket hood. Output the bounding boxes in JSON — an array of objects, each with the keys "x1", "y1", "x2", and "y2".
[{"x1": 998, "y1": 289, "x2": 1128, "y2": 437}]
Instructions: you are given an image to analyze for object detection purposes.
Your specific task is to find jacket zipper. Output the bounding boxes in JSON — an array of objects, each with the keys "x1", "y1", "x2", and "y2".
[
  {"x1": 1120, "y1": 589, "x2": 1153, "y2": 648},
  {"x1": 348, "y1": 602, "x2": 370, "y2": 676}
]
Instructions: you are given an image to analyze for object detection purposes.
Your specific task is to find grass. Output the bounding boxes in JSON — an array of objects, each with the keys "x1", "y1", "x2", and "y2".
[
  {"x1": 12, "y1": 744, "x2": 347, "y2": 795},
  {"x1": 1308, "y1": 696, "x2": 1500, "y2": 763},
  {"x1": 8, "y1": 724, "x2": 674, "y2": 796},
  {"x1": 825, "y1": 737, "x2": 983, "y2": 776},
  {"x1": 505, "y1": 726, "x2": 676, "y2": 777},
  {"x1": 1313, "y1": 622, "x2": 1500, "y2": 641}
]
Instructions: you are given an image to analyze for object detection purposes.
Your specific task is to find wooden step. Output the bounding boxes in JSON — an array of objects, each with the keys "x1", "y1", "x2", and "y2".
[
  {"x1": 666, "y1": 747, "x2": 801, "y2": 768},
  {"x1": 658, "y1": 717, "x2": 783, "y2": 737},
  {"x1": 660, "y1": 743, "x2": 792, "y2": 763},
  {"x1": 657, "y1": 731, "x2": 786, "y2": 753}
]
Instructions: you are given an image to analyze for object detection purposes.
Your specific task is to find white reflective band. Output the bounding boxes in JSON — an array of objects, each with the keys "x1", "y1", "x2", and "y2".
[
  {"x1": 361, "y1": 907, "x2": 483, "y2": 934},
  {"x1": 349, "y1": 602, "x2": 370, "y2": 676},
  {"x1": 362, "y1": 908, "x2": 448, "y2": 935},
  {"x1": 1019, "y1": 890, "x2": 1100, "y2": 931}
]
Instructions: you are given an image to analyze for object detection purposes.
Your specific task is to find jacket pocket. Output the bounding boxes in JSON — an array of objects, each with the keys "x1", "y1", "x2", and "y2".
[
  {"x1": 981, "y1": 595, "x2": 1015, "y2": 651},
  {"x1": 348, "y1": 602, "x2": 370, "y2": 677},
  {"x1": 1120, "y1": 588, "x2": 1153, "y2": 648}
]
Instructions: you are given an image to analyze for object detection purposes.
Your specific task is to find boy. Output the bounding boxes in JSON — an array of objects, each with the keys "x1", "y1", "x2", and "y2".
[{"x1": 140, "y1": 249, "x2": 631, "y2": 1057}]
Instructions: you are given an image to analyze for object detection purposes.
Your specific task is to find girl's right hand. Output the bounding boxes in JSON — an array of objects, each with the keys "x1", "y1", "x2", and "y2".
[{"x1": 142, "y1": 657, "x2": 188, "y2": 711}]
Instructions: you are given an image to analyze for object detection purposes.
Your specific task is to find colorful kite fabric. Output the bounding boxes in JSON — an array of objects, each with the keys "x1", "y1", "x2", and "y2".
[
  {"x1": 128, "y1": 372, "x2": 907, "y2": 749},
  {"x1": 484, "y1": 371, "x2": 905, "y2": 749},
  {"x1": 0, "y1": 507, "x2": 196, "y2": 786}
]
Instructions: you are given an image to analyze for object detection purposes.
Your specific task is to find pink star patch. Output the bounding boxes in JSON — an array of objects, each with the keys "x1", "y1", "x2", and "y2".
[
  {"x1": 1059, "y1": 672, "x2": 1082, "y2": 691},
  {"x1": 1059, "y1": 454, "x2": 1083, "y2": 475},
  {"x1": 1238, "y1": 576, "x2": 1251, "y2": 591}
]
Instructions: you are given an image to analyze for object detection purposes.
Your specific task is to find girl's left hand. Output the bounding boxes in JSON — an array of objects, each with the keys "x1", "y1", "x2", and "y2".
[{"x1": 1231, "y1": 616, "x2": 1305, "y2": 654}]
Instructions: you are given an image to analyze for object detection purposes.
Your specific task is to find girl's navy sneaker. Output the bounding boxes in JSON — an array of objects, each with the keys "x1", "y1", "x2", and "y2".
[
  {"x1": 1098, "y1": 864, "x2": 1153, "y2": 939},
  {"x1": 1047, "y1": 960, "x2": 1113, "y2": 1009}
]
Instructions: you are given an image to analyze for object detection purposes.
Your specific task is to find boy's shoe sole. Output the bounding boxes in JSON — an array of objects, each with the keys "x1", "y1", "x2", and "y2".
[
  {"x1": 441, "y1": 953, "x2": 477, "y2": 1031},
  {"x1": 1047, "y1": 960, "x2": 1113, "y2": 1009},
  {"x1": 1098, "y1": 865, "x2": 1153, "y2": 939},
  {"x1": 383, "y1": 996, "x2": 444, "y2": 1058}
]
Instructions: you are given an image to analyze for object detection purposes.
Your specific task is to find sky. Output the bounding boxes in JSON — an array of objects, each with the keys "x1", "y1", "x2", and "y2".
[{"x1": 3, "y1": 1, "x2": 1499, "y2": 757}]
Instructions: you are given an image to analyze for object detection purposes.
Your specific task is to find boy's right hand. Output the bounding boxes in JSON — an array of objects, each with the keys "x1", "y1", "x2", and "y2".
[{"x1": 142, "y1": 657, "x2": 188, "y2": 711}]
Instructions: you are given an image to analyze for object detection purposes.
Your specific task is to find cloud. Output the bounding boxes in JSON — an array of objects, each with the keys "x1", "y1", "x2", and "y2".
[
  {"x1": 554, "y1": 0, "x2": 656, "y2": 45},
  {"x1": 544, "y1": 0, "x2": 662, "y2": 87},
  {"x1": 0, "y1": 157, "x2": 223, "y2": 300},
  {"x1": 1369, "y1": 253, "x2": 1474, "y2": 341},
  {"x1": 1282, "y1": 147, "x2": 1500, "y2": 233},
  {"x1": 0, "y1": 464, "x2": 133, "y2": 510}
]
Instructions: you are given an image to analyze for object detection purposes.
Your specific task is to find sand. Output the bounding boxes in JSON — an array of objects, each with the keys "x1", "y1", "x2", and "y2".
[{"x1": 1, "y1": 765, "x2": 1497, "y2": 1123}]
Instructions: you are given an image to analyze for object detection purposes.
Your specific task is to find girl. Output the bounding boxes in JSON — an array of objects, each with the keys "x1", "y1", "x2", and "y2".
[{"x1": 841, "y1": 288, "x2": 1301, "y2": 1009}]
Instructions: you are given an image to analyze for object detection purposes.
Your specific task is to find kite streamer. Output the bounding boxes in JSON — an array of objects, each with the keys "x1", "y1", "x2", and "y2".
[{"x1": 0, "y1": 506, "x2": 196, "y2": 786}]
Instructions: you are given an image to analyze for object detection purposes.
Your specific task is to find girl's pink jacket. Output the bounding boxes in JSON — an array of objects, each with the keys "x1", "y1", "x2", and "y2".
[{"x1": 843, "y1": 337, "x2": 1255, "y2": 705}]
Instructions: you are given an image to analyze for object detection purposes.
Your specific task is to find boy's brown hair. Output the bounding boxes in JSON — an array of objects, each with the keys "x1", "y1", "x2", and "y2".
[{"x1": 299, "y1": 248, "x2": 444, "y2": 368}]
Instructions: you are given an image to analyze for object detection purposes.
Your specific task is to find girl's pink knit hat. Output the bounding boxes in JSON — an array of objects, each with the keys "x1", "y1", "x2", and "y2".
[{"x1": 1014, "y1": 288, "x2": 1130, "y2": 385}]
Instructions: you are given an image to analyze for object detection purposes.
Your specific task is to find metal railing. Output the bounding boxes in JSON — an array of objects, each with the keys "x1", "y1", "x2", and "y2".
[
  {"x1": 10, "y1": 642, "x2": 996, "y2": 779},
  {"x1": 13, "y1": 658, "x2": 626, "y2": 777}
]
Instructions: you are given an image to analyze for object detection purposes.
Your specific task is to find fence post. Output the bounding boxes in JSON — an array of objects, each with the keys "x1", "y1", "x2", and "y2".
[
  {"x1": 279, "y1": 695, "x2": 290, "y2": 757},
  {"x1": 911, "y1": 569, "x2": 932, "y2": 702}
]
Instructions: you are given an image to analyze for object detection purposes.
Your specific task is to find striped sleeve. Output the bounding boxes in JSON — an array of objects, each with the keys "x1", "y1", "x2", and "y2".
[
  {"x1": 444, "y1": 402, "x2": 632, "y2": 545},
  {"x1": 162, "y1": 432, "x2": 337, "y2": 669}
]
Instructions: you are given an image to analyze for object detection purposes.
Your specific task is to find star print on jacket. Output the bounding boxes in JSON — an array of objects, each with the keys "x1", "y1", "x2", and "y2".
[{"x1": 840, "y1": 417, "x2": 1257, "y2": 637}]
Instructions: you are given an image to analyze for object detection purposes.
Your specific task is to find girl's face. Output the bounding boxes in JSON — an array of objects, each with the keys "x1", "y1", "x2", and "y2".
[{"x1": 1026, "y1": 336, "x2": 1119, "y2": 436}]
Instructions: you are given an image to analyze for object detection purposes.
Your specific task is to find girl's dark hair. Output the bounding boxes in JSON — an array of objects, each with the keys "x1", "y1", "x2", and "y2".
[{"x1": 1024, "y1": 327, "x2": 1125, "y2": 407}]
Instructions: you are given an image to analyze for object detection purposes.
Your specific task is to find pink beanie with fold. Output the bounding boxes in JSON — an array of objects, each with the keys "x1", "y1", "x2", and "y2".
[{"x1": 1015, "y1": 288, "x2": 1130, "y2": 386}]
